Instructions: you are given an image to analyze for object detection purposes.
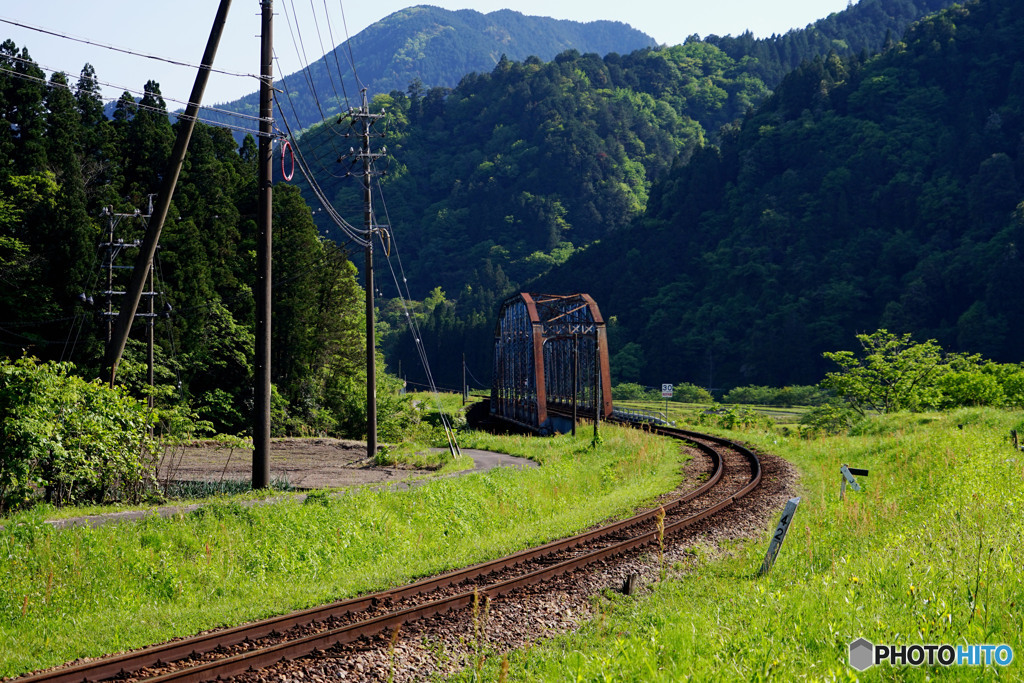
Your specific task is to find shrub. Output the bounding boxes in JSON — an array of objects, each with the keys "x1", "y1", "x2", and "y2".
[
  {"x1": 668, "y1": 382, "x2": 714, "y2": 404},
  {"x1": 0, "y1": 357, "x2": 157, "y2": 511},
  {"x1": 723, "y1": 384, "x2": 826, "y2": 406},
  {"x1": 611, "y1": 382, "x2": 657, "y2": 401},
  {"x1": 799, "y1": 403, "x2": 858, "y2": 437}
]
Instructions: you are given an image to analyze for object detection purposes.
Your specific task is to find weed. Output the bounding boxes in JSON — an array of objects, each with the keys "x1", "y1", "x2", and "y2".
[
  {"x1": 303, "y1": 489, "x2": 332, "y2": 507},
  {"x1": 655, "y1": 505, "x2": 666, "y2": 580},
  {"x1": 386, "y1": 625, "x2": 402, "y2": 683},
  {"x1": 459, "y1": 408, "x2": 1024, "y2": 681},
  {"x1": 471, "y1": 588, "x2": 491, "y2": 682}
]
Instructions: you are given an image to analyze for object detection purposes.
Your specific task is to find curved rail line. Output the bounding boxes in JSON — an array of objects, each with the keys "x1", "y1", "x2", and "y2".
[{"x1": 17, "y1": 425, "x2": 760, "y2": 683}]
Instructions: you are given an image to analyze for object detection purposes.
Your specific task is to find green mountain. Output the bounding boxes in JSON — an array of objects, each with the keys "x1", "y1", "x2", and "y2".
[
  {"x1": 538, "y1": 0, "x2": 1024, "y2": 390},
  {"x1": 704, "y1": 0, "x2": 954, "y2": 87},
  {"x1": 207, "y1": 5, "x2": 656, "y2": 133},
  {"x1": 288, "y1": 0, "x2": 957, "y2": 388}
]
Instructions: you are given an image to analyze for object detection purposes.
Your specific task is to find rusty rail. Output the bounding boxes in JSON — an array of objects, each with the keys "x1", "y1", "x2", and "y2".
[{"x1": 15, "y1": 426, "x2": 759, "y2": 683}]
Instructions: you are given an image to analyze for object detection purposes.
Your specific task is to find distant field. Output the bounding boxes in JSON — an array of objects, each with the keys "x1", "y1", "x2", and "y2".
[{"x1": 612, "y1": 398, "x2": 809, "y2": 424}]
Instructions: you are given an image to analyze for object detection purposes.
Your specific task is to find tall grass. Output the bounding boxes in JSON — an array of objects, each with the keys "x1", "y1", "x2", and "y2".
[
  {"x1": 0, "y1": 424, "x2": 684, "y2": 677},
  {"x1": 466, "y1": 408, "x2": 1024, "y2": 680}
]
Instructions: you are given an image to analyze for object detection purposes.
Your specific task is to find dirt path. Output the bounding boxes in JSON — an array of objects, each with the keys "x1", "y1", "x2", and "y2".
[
  {"x1": 157, "y1": 437, "x2": 434, "y2": 489},
  {"x1": 38, "y1": 439, "x2": 537, "y2": 531}
]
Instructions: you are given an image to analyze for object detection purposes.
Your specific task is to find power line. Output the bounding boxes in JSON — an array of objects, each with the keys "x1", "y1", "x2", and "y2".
[
  {"x1": 272, "y1": 57, "x2": 369, "y2": 246},
  {"x1": 0, "y1": 61, "x2": 271, "y2": 137},
  {"x1": 335, "y1": 0, "x2": 363, "y2": 89},
  {"x1": 278, "y1": 2, "x2": 348, "y2": 162},
  {"x1": 0, "y1": 16, "x2": 261, "y2": 82},
  {"x1": 321, "y1": 0, "x2": 353, "y2": 110}
]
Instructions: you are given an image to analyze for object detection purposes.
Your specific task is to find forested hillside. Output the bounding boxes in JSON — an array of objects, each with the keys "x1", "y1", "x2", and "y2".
[
  {"x1": 292, "y1": 0, "x2": 956, "y2": 388},
  {"x1": 0, "y1": 47, "x2": 373, "y2": 437},
  {"x1": 705, "y1": 0, "x2": 954, "y2": 87},
  {"x1": 208, "y1": 5, "x2": 656, "y2": 134},
  {"x1": 0, "y1": 0, "x2": 974, "y2": 417},
  {"x1": 539, "y1": 0, "x2": 1024, "y2": 389}
]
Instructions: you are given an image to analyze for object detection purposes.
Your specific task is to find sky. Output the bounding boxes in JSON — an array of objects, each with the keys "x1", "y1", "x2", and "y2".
[{"x1": 0, "y1": 0, "x2": 854, "y2": 109}]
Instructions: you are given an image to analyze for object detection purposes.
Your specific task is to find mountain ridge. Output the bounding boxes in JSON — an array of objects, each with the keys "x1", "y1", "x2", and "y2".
[{"x1": 204, "y1": 5, "x2": 656, "y2": 133}]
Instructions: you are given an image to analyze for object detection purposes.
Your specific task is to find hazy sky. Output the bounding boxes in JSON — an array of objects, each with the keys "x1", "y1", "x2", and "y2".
[{"x1": 1, "y1": 1, "x2": 854, "y2": 109}]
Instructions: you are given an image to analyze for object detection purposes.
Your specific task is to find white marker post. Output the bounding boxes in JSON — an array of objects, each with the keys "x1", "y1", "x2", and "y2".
[
  {"x1": 759, "y1": 497, "x2": 800, "y2": 576},
  {"x1": 662, "y1": 383, "x2": 673, "y2": 422},
  {"x1": 839, "y1": 464, "x2": 869, "y2": 500}
]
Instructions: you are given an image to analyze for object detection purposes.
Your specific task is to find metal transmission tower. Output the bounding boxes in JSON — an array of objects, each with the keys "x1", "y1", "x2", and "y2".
[{"x1": 339, "y1": 90, "x2": 387, "y2": 459}]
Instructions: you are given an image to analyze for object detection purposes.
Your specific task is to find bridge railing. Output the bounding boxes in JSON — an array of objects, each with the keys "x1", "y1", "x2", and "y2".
[{"x1": 611, "y1": 407, "x2": 676, "y2": 427}]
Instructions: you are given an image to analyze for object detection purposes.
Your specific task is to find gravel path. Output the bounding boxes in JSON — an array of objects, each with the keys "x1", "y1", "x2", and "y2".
[{"x1": 33, "y1": 445, "x2": 536, "y2": 531}]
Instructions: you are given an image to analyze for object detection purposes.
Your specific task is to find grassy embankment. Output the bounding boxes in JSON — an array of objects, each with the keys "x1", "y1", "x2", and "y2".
[
  {"x1": 463, "y1": 408, "x2": 1024, "y2": 681},
  {"x1": 0, "y1": 423, "x2": 685, "y2": 677}
]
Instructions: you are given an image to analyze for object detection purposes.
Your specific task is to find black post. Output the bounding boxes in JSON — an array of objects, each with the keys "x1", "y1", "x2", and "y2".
[
  {"x1": 572, "y1": 333, "x2": 578, "y2": 437},
  {"x1": 253, "y1": 0, "x2": 273, "y2": 489},
  {"x1": 593, "y1": 336, "x2": 600, "y2": 442}
]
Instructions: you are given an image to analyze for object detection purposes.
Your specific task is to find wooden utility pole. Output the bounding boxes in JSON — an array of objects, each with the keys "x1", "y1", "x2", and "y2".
[
  {"x1": 345, "y1": 90, "x2": 385, "y2": 459},
  {"x1": 103, "y1": 0, "x2": 232, "y2": 385},
  {"x1": 254, "y1": 0, "x2": 274, "y2": 488}
]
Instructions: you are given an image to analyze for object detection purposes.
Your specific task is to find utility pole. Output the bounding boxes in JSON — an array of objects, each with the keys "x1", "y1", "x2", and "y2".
[
  {"x1": 254, "y1": 0, "x2": 273, "y2": 489},
  {"x1": 343, "y1": 90, "x2": 385, "y2": 459},
  {"x1": 98, "y1": 203, "x2": 158, "y2": 407},
  {"x1": 104, "y1": 0, "x2": 232, "y2": 385}
]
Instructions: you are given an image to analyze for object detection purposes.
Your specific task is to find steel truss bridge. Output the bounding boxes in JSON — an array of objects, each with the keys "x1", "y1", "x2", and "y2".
[{"x1": 490, "y1": 293, "x2": 613, "y2": 434}]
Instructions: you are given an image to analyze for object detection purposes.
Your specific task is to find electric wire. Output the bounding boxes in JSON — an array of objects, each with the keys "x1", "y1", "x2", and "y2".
[
  {"x1": 322, "y1": 0, "x2": 353, "y2": 109},
  {"x1": 0, "y1": 63, "x2": 270, "y2": 138},
  {"x1": 464, "y1": 361, "x2": 489, "y2": 390},
  {"x1": 373, "y1": 175, "x2": 460, "y2": 455},
  {"x1": 0, "y1": 16, "x2": 261, "y2": 82},
  {"x1": 281, "y1": 0, "x2": 333, "y2": 122},
  {"x1": 306, "y1": 0, "x2": 350, "y2": 113},
  {"x1": 335, "y1": 0, "x2": 363, "y2": 89},
  {"x1": 272, "y1": 5, "x2": 350, "y2": 180},
  {"x1": 279, "y1": 0, "x2": 347, "y2": 154},
  {"x1": 272, "y1": 59, "x2": 369, "y2": 246},
  {"x1": 60, "y1": 230, "x2": 110, "y2": 363}
]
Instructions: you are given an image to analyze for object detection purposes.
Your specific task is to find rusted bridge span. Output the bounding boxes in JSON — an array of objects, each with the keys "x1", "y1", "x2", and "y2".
[{"x1": 490, "y1": 293, "x2": 613, "y2": 434}]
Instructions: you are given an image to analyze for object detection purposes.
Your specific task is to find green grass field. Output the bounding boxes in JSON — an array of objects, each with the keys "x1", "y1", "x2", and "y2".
[
  {"x1": 0, "y1": 423, "x2": 685, "y2": 677},
  {"x1": 461, "y1": 408, "x2": 1024, "y2": 681},
  {"x1": 5, "y1": 405, "x2": 1022, "y2": 680}
]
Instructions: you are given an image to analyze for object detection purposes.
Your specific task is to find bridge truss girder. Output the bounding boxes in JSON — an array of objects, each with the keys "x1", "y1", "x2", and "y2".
[{"x1": 490, "y1": 293, "x2": 613, "y2": 433}]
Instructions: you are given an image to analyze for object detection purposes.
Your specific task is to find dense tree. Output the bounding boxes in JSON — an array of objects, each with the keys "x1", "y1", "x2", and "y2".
[
  {"x1": 0, "y1": 42, "x2": 374, "y2": 440},
  {"x1": 538, "y1": 0, "x2": 1024, "y2": 390}
]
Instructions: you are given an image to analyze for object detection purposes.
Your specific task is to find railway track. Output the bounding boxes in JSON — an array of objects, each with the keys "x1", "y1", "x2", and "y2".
[{"x1": 17, "y1": 425, "x2": 761, "y2": 683}]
